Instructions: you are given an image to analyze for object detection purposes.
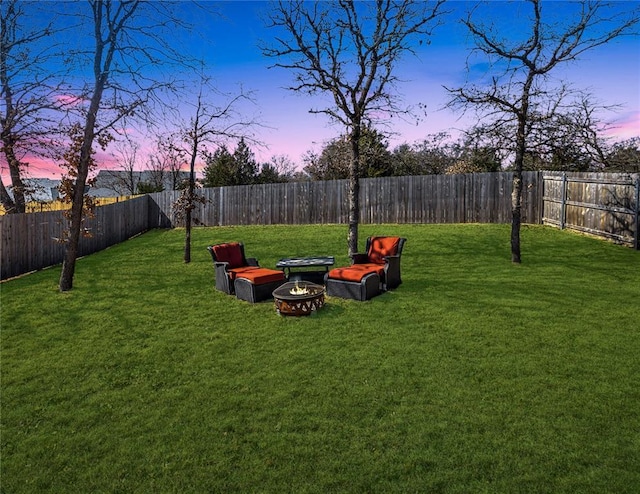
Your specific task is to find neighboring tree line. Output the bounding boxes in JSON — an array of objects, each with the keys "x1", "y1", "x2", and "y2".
[
  {"x1": 200, "y1": 127, "x2": 639, "y2": 187},
  {"x1": 200, "y1": 137, "x2": 297, "y2": 187}
]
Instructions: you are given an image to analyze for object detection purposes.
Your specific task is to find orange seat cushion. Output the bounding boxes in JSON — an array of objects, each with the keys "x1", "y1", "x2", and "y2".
[
  {"x1": 367, "y1": 236, "x2": 400, "y2": 264},
  {"x1": 227, "y1": 266, "x2": 261, "y2": 281},
  {"x1": 213, "y1": 242, "x2": 244, "y2": 268},
  {"x1": 328, "y1": 264, "x2": 383, "y2": 283},
  {"x1": 236, "y1": 268, "x2": 285, "y2": 285}
]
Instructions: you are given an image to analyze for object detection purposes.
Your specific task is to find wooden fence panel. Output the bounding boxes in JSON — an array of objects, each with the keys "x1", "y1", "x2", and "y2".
[
  {"x1": 11, "y1": 171, "x2": 637, "y2": 281},
  {"x1": 542, "y1": 172, "x2": 639, "y2": 247},
  {"x1": 156, "y1": 173, "x2": 544, "y2": 228},
  {"x1": 1, "y1": 195, "x2": 152, "y2": 280}
]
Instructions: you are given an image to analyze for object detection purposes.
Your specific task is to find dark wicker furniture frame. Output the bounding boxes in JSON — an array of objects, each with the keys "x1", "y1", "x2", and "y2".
[
  {"x1": 207, "y1": 243, "x2": 258, "y2": 295},
  {"x1": 325, "y1": 236, "x2": 406, "y2": 301},
  {"x1": 351, "y1": 236, "x2": 406, "y2": 291},
  {"x1": 235, "y1": 277, "x2": 286, "y2": 303},
  {"x1": 324, "y1": 272, "x2": 381, "y2": 301}
]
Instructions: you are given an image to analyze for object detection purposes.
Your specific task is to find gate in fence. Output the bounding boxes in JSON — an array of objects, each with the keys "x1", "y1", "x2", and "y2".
[{"x1": 542, "y1": 172, "x2": 639, "y2": 249}]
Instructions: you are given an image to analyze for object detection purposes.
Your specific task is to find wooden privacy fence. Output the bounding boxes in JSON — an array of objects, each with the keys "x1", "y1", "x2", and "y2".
[
  {"x1": 1, "y1": 195, "x2": 152, "y2": 280},
  {"x1": 2, "y1": 171, "x2": 637, "y2": 280},
  {"x1": 542, "y1": 172, "x2": 640, "y2": 249},
  {"x1": 150, "y1": 172, "x2": 542, "y2": 227}
]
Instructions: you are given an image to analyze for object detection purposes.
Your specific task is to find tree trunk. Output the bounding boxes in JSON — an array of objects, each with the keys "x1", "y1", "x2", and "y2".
[
  {"x1": 511, "y1": 173, "x2": 522, "y2": 263},
  {"x1": 184, "y1": 206, "x2": 192, "y2": 263},
  {"x1": 59, "y1": 89, "x2": 104, "y2": 291},
  {"x1": 0, "y1": 142, "x2": 26, "y2": 213},
  {"x1": 59, "y1": 196, "x2": 84, "y2": 291},
  {"x1": 511, "y1": 109, "x2": 528, "y2": 264},
  {"x1": 184, "y1": 138, "x2": 198, "y2": 264},
  {"x1": 59, "y1": 149, "x2": 92, "y2": 291},
  {"x1": 347, "y1": 126, "x2": 361, "y2": 257},
  {"x1": 1, "y1": 24, "x2": 25, "y2": 214}
]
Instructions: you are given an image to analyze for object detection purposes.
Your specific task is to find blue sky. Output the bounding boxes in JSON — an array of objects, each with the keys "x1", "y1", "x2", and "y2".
[
  {"x1": 5, "y1": 0, "x2": 640, "y2": 179},
  {"x1": 185, "y1": 0, "x2": 640, "y2": 165}
]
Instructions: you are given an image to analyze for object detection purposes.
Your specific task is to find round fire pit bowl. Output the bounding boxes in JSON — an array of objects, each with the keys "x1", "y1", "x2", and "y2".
[{"x1": 273, "y1": 281, "x2": 325, "y2": 316}]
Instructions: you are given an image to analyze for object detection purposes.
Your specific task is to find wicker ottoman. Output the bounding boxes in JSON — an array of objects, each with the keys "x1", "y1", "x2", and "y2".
[
  {"x1": 325, "y1": 270, "x2": 381, "y2": 301},
  {"x1": 234, "y1": 269, "x2": 286, "y2": 303}
]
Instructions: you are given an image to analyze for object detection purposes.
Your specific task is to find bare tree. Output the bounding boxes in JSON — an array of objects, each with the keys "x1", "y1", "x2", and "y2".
[
  {"x1": 171, "y1": 74, "x2": 258, "y2": 263},
  {"x1": 1, "y1": 0, "x2": 71, "y2": 213},
  {"x1": 260, "y1": 154, "x2": 296, "y2": 183},
  {"x1": 108, "y1": 138, "x2": 141, "y2": 195},
  {"x1": 58, "y1": 0, "x2": 194, "y2": 291},
  {"x1": 148, "y1": 135, "x2": 187, "y2": 191},
  {"x1": 264, "y1": 0, "x2": 446, "y2": 255},
  {"x1": 447, "y1": 0, "x2": 639, "y2": 263}
]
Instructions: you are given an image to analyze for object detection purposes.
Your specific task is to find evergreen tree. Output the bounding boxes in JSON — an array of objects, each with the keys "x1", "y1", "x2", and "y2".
[
  {"x1": 232, "y1": 138, "x2": 258, "y2": 185},
  {"x1": 201, "y1": 145, "x2": 235, "y2": 187}
]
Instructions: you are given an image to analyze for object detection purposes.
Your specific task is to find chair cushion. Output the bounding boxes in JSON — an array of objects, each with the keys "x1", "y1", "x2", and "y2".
[
  {"x1": 367, "y1": 236, "x2": 400, "y2": 264},
  {"x1": 235, "y1": 268, "x2": 285, "y2": 285},
  {"x1": 227, "y1": 266, "x2": 261, "y2": 281},
  {"x1": 213, "y1": 242, "x2": 244, "y2": 268},
  {"x1": 328, "y1": 264, "x2": 384, "y2": 283}
]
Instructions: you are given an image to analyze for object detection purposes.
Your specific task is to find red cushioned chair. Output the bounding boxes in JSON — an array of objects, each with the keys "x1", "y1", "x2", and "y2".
[
  {"x1": 325, "y1": 236, "x2": 406, "y2": 300},
  {"x1": 207, "y1": 242, "x2": 285, "y2": 302},
  {"x1": 351, "y1": 236, "x2": 406, "y2": 290}
]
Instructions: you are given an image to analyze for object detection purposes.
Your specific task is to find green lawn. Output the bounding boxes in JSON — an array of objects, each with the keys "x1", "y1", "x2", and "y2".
[{"x1": 2, "y1": 224, "x2": 639, "y2": 493}]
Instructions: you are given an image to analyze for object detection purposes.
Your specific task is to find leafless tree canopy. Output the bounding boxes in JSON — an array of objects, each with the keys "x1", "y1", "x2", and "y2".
[
  {"x1": 264, "y1": 0, "x2": 446, "y2": 254},
  {"x1": 0, "y1": 0, "x2": 75, "y2": 212},
  {"x1": 446, "y1": 0, "x2": 639, "y2": 263},
  {"x1": 265, "y1": 0, "x2": 445, "y2": 129}
]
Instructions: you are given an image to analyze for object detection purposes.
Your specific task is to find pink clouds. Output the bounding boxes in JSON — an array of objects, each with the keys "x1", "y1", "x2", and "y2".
[
  {"x1": 1, "y1": 155, "x2": 58, "y2": 181},
  {"x1": 1, "y1": 149, "x2": 120, "y2": 182},
  {"x1": 605, "y1": 111, "x2": 640, "y2": 141},
  {"x1": 53, "y1": 93, "x2": 87, "y2": 107}
]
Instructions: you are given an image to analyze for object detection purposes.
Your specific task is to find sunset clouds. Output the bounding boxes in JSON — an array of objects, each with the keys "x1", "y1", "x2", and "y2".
[{"x1": 2, "y1": 1, "x2": 638, "y2": 182}]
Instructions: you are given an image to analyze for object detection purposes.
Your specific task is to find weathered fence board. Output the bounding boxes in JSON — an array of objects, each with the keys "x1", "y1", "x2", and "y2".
[
  {"x1": 542, "y1": 172, "x2": 639, "y2": 248},
  {"x1": 1, "y1": 195, "x2": 153, "y2": 280},
  {"x1": 155, "y1": 172, "x2": 539, "y2": 227},
  {"x1": 4, "y1": 171, "x2": 636, "y2": 280}
]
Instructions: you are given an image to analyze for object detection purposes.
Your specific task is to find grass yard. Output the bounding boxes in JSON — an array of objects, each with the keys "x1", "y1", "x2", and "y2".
[{"x1": 1, "y1": 223, "x2": 639, "y2": 493}]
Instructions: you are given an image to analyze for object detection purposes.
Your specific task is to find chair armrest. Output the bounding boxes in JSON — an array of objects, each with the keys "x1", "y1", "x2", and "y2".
[
  {"x1": 351, "y1": 253, "x2": 369, "y2": 264},
  {"x1": 246, "y1": 257, "x2": 259, "y2": 266},
  {"x1": 383, "y1": 255, "x2": 401, "y2": 270},
  {"x1": 382, "y1": 255, "x2": 402, "y2": 290},
  {"x1": 213, "y1": 262, "x2": 233, "y2": 294}
]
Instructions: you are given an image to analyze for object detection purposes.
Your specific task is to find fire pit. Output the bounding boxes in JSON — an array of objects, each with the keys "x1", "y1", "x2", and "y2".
[{"x1": 272, "y1": 281, "x2": 325, "y2": 316}]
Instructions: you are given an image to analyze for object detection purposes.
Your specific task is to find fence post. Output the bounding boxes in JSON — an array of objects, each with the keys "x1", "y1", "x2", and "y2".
[
  {"x1": 537, "y1": 170, "x2": 544, "y2": 224},
  {"x1": 635, "y1": 177, "x2": 639, "y2": 250},
  {"x1": 560, "y1": 172, "x2": 568, "y2": 230}
]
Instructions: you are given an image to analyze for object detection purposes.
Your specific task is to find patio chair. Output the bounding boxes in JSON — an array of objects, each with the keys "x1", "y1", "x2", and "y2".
[
  {"x1": 325, "y1": 236, "x2": 406, "y2": 300},
  {"x1": 351, "y1": 236, "x2": 406, "y2": 290},
  {"x1": 207, "y1": 242, "x2": 285, "y2": 302}
]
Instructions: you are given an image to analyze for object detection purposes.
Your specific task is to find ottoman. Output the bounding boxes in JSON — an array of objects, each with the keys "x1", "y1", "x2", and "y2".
[
  {"x1": 324, "y1": 265, "x2": 382, "y2": 301},
  {"x1": 234, "y1": 268, "x2": 286, "y2": 303}
]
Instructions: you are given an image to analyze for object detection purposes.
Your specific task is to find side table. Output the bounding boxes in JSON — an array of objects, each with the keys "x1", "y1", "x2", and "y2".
[{"x1": 276, "y1": 256, "x2": 335, "y2": 285}]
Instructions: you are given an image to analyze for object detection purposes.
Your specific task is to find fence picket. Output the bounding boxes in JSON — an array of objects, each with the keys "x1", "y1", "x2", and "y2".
[{"x1": 4, "y1": 171, "x2": 638, "y2": 280}]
